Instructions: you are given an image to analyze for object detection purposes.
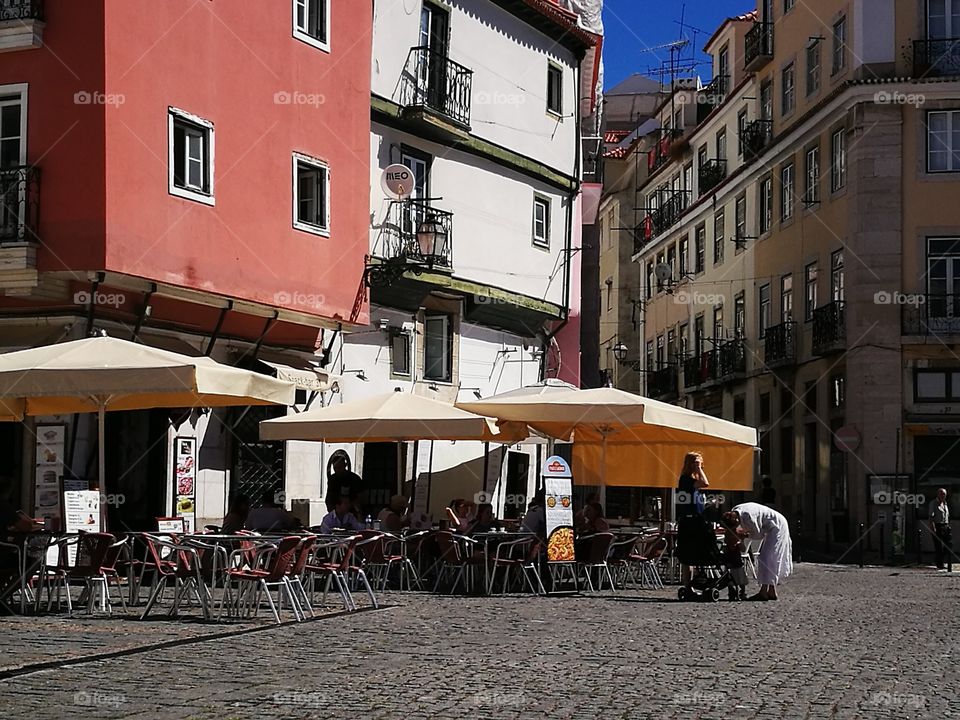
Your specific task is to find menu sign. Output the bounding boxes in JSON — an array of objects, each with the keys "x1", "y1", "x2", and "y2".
[
  {"x1": 542, "y1": 455, "x2": 575, "y2": 563},
  {"x1": 34, "y1": 424, "x2": 66, "y2": 525},
  {"x1": 174, "y1": 437, "x2": 196, "y2": 533},
  {"x1": 63, "y1": 490, "x2": 102, "y2": 565}
]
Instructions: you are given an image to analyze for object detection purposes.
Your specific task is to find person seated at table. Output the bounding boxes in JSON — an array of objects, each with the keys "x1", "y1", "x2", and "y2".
[
  {"x1": 576, "y1": 502, "x2": 610, "y2": 535},
  {"x1": 574, "y1": 492, "x2": 599, "y2": 530},
  {"x1": 244, "y1": 490, "x2": 300, "y2": 532},
  {"x1": 445, "y1": 498, "x2": 473, "y2": 532},
  {"x1": 520, "y1": 491, "x2": 546, "y2": 541},
  {"x1": 320, "y1": 496, "x2": 365, "y2": 534},
  {"x1": 378, "y1": 495, "x2": 410, "y2": 533},
  {"x1": 221, "y1": 494, "x2": 250, "y2": 534},
  {"x1": 1, "y1": 507, "x2": 36, "y2": 535},
  {"x1": 464, "y1": 503, "x2": 498, "y2": 535}
]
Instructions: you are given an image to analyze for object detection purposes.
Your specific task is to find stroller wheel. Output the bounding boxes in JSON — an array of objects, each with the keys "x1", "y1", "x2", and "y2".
[
  {"x1": 678, "y1": 587, "x2": 689, "y2": 602},
  {"x1": 709, "y1": 588, "x2": 721, "y2": 602}
]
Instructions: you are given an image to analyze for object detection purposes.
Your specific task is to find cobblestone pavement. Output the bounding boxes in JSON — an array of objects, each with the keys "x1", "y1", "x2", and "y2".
[{"x1": 0, "y1": 564, "x2": 957, "y2": 719}]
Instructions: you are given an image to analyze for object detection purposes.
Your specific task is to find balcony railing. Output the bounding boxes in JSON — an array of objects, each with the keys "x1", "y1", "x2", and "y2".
[
  {"x1": 741, "y1": 119, "x2": 772, "y2": 161},
  {"x1": 683, "y1": 350, "x2": 716, "y2": 389},
  {"x1": 401, "y1": 46, "x2": 473, "y2": 128},
  {"x1": 0, "y1": 165, "x2": 40, "y2": 244},
  {"x1": 646, "y1": 128, "x2": 683, "y2": 175},
  {"x1": 716, "y1": 338, "x2": 746, "y2": 379},
  {"x1": 0, "y1": 0, "x2": 43, "y2": 21},
  {"x1": 647, "y1": 365, "x2": 679, "y2": 400},
  {"x1": 374, "y1": 199, "x2": 453, "y2": 270},
  {"x1": 763, "y1": 320, "x2": 797, "y2": 367},
  {"x1": 745, "y1": 22, "x2": 774, "y2": 71},
  {"x1": 698, "y1": 159, "x2": 726, "y2": 196},
  {"x1": 913, "y1": 38, "x2": 960, "y2": 79},
  {"x1": 902, "y1": 294, "x2": 960, "y2": 335},
  {"x1": 812, "y1": 301, "x2": 846, "y2": 355}
]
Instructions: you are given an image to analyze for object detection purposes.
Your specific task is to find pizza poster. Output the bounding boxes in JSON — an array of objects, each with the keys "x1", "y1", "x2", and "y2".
[
  {"x1": 174, "y1": 437, "x2": 196, "y2": 533},
  {"x1": 542, "y1": 455, "x2": 575, "y2": 563}
]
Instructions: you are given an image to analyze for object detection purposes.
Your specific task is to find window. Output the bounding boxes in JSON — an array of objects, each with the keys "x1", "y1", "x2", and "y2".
[
  {"x1": 168, "y1": 108, "x2": 214, "y2": 205},
  {"x1": 713, "y1": 210, "x2": 725, "y2": 265},
  {"x1": 928, "y1": 0, "x2": 960, "y2": 40},
  {"x1": 547, "y1": 64, "x2": 563, "y2": 116},
  {"x1": 926, "y1": 239, "x2": 960, "y2": 318},
  {"x1": 759, "y1": 284, "x2": 771, "y2": 338},
  {"x1": 781, "y1": 163, "x2": 795, "y2": 220},
  {"x1": 926, "y1": 111, "x2": 960, "y2": 173},
  {"x1": 718, "y1": 45, "x2": 730, "y2": 94},
  {"x1": 391, "y1": 331, "x2": 411, "y2": 376},
  {"x1": 533, "y1": 195, "x2": 550, "y2": 247},
  {"x1": 760, "y1": 79, "x2": 773, "y2": 122},
  {"x1": 679, "y1": 323, "x2": 689, "y2": 357},
  {"x1": 716, "y1": 128, "x2": 727, "y2": 161},
  {"x1": 656, "y1": 334, "x2": 665, "y2": 368},
  {"x1": 666, "y1": 244, "x2": 677, "y2": 279},
  {"x1": 695, "y1": 225, "x2": 706, "y2": 273},
  {"x1": 737, "y1": 108, "x2": 748, "y2": 156},
  {"x1": 804, "y1": 145, "x2": 820, "y2": 205},
  {"x1": 694, "y1": 315, "x2": 705, "y2": 354},
  {"x1": 831, "y1": 250, "x2": 845, "y2": 301},
  {"x1": 831, "y1": 374, "x2": 845, "y2": 408},
  {"x1": 781, "y1": 63, "x2": 795, "y2": 116},
  {"x1": 735, "y1": 194, "x2": 747, "y2": 246},
  {"x1": 713, "y1": 305, "x2": 724, "y2": 342},
  {"x1": 804, "y1": 381, "x2": 818, "y2": 413},
  {"x1": 915, "y1": 369, "x2": 960, "y2": 402},
  {"x1": 424, "y1": 314, "x2": 452, "y2": 382},
  {"x1": 0, "y1": 87, "x2": 26, "y2": 169},
  {"x1": 293, "y1": 154, "x2": 330, "y2": 234},
  {"x1": 784, "y1": 0, "x2": 795, "y2": 12},
  {"x1": 759, "y1": 176, "x2": 773, "y2": 233},
  {"x1": 679, "y1": 236, "x2": 689, "y2": 277},
  {"x1": 645, "y1": 341, "x2": 654, "y2": 372},
  {"x1": 293, "y1": 0, "x2": 329, "y2": 51},
  {"x1": 831, "y1": 128, "x2": 846, "y2": 191},
  {"x1": 805, "y1": 262, "x2": 819, "y2": 320},
  {"x1": 656, "y1": 251, "x2": 666, "y2": 291},
  {"x1": 734, "y1": 292, "x2": 745, "y2": 337},
  {"x1": 760, "y1": 393, "x2": 771, "y2": 424},
  {"x1": 780, "y1": 425, "x2": 794, "y2": 473},
  {"x1": 683, "y1": 163, "x2": 693, "y2": 202},
  {"x1": 781, "y1": 274, "x2": 793, "y2": 321},
  {"x1": 806, "y1": 41, "x2": 821, "y2": 95},
  {"x1": 734, "y1": 396, "x2": 746, "y2": 424},
  {"x1": 667, "y1": 329, "x2": 677, "y2": 364},
  {"x1": 646, "y1": 261, "x2": 655, "y2": 299},
  {"x1": 832, "y1": 16, "x2": 847, "y2": 74}
]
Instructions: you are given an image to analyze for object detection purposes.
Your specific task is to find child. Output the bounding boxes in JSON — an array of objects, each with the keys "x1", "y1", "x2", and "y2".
[{"x1": 723, "y1": 523, "x2": 749, "y2": 600}]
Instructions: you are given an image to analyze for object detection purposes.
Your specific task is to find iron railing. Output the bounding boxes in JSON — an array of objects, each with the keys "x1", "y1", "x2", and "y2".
[
  {"x1": 741, "y1": 119, "x2": 773, "y2": 161},
  {"x1": 683, "y1": 350, "x2": 716, "y2": 389},
  {"x1": 374, "y1": 199, "x2": 453, "y2": 270},
  {"x1": 698, "y1": 159, "x2": 726, "y2": 196},
  {"x1": 401, "y1": 46, "x2": 473, "y2": 128},
  {"x1": 648, "y1": 366, "x2": 679, "y2": 399},
  {"x1": 0, "y1": 0, "x2": 43, "y2": 21},
  {"x1": 763, "y1": 320, "x2": 797, "y2": 366},
  {"x1": 0, "y1": 165, "x2": 40, "y2": 244},
  {"x1": 716, "y1": 338, "x2": 747, "y2": 378},
  {"x1": 812, "y1": 301, "x2": 846, "y2": 354},
  {"x1": 913, "y1": 38, "x2": 960, "y2": 79},
  {"x1": 745, "y1": 22, "x2": 774, "y2": 70},
  {"x1": 902, "y1": 294, "x2": 960, "y2": 335},
  {"x1": 646, "y1": 128, "x2": 683, "y2": 175},
  {"x1": 649, "y1": 191, "x2": 687, "y2": 239}
]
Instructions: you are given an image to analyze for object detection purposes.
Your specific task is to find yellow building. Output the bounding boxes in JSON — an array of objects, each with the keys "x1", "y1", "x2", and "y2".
[{"x1": 601, "y1": 1, "x2": 960, "y2": 553}]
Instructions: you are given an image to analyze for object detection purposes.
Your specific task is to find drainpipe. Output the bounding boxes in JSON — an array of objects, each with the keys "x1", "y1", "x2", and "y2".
[
  {"x1": 540, "y1": 60, "x2": 583, "y2": 381},
  {"x1": 83, "y1": 272, "x2": 105, "y2": 336}
]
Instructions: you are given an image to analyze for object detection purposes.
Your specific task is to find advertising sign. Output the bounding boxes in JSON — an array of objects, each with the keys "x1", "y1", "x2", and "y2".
[
  {"x1": 174, "y1": 437, "x2": 196, "y2": 533},
  {"x1": 34, "y1": 424, "x2": 66, "y2": 526},
  {"x1": 63, "y1": 490, "x2": 102, "y2": 565},
  {"x1": 542, "y1": 455, "x2": 575, "y2": 563}
]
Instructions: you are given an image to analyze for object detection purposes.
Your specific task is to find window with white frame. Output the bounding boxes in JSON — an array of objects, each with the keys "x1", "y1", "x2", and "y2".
[
  {"x1": 169, "y1": 108, "x2": 214, "y2": 205},
  {"x1": 781, "y1": 162, "x2": 795, "y2": 220},
  {"x1": 831, "y1": 128, "x2": 846, "y2": 191},
  {"x1": 806, "y1": 41, "x2": 821, "y2": 95},
  {"x1": 805, "y1": 262, "x2": 818, "y2": 320},
  {"x1": 804, "y1": 145, "x2": 820, "y2": 205},
  {"x1": 293, "y1": 153, "x2": 329, "y2": 235},
  {"x1": 832, "y1": 16, "x2": 847, "y2": 74},
  {"x1": 391, "y1": 330, "x2": 411, "y2": 377},
  {"x1": 547, "y1": 63, "x2": 563, "y2": 116},
  {"x1": 759, "y1": 284, "x2": 771, "y2": 338},
  {"x1": 927, "y1": 110, "x2": 960, "y2": 173},
  {"x1": 0, "y1": 86, "x2": 27, "y2": 170},
  {"x1": 713, "y1": 210, "x2": 724, "y2": 265},
  {"x1": 759, "y1": 176, "x2": 773, "y2": 233},
  {"x1": 293, "y1": 0, "x2": 329, "y2": 52},
  {"x1": 735, "y1": 194, "x2": 747, "y2": 244},
  {"x1": 533, "y1": 195, "x2": 551, "y2": 247},
  {"x1": 423, "y1": 314, "x2": 452, "y2": 381},
  {"x1": 781, "y1": 63, "x2": 795, "y2": 115}
]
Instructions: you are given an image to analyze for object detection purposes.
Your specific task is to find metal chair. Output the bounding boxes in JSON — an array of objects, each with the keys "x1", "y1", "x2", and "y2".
[
  {"x1": 576, "y1": 532, "x2": 616, "y2": 592},
  {"x1": 221, "y1": 535, "x2": 301, "y2": 624}
]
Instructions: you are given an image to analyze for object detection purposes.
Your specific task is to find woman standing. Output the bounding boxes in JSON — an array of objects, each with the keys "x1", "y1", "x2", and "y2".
[
  {"x1": 675, "y1": 451, "x2": 712, "y2": 590},
  {"x1": 723, "y1": 502, "x2": 793, "y2": 600}
]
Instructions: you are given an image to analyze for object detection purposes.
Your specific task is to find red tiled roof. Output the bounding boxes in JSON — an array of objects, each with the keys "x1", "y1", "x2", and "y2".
[
  {"x1": 520, "y1": 0, "x2": 599, "y2": 47},
  {"x1": 703, "y1": 7, "x2": 757, "y2": 51},
  {"x1": 603, "y1": 146, "x2": 630, "y2": 159},
  {"x1": 604, "y1": 130, "x2": 631, "y2": 143}
]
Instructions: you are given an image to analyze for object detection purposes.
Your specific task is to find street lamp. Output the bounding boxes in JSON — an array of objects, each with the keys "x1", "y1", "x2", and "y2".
[
  {"x1": 612, "y1": 341, "x2": 628, "y2": 363},
  {"x1": 416, "y1": 213, "x2": 446, "y2": 260}
]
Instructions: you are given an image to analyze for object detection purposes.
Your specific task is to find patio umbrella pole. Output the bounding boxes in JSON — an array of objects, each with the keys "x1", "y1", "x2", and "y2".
[{"x1": 97, "y1": 398, "x2": 107, "y2": 530}]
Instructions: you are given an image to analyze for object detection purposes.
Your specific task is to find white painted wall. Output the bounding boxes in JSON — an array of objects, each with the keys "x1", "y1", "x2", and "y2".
[{"x1": 372, "y1": 0, "x2": 579, "y2": 173}]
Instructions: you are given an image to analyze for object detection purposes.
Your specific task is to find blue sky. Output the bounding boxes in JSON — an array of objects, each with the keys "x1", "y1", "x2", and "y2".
[{"x1": 602, "y1": 0, "x2": 754, "y2": 90}]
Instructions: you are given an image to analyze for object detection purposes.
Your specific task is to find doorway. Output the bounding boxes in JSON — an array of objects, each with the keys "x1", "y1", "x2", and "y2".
[
  {"x1": 361, "y1": 442, "x2": 405, "y2": 514},
  {"x1": 503, "y1": 451, "x2": 530, "y2": 520}
]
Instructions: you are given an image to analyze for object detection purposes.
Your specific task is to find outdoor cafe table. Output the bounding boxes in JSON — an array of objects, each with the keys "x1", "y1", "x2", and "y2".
[
  {"x1": 0, "y1": 531, "x2": 57, "y2": 614},
  {"x1": 466, "y1": 530, "x2": 537, "y2": 595}
]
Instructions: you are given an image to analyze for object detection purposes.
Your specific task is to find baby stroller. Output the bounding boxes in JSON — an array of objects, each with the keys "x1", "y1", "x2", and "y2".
[{"x1": 675, "y1": 514, "x2": 731, "y2": 603}]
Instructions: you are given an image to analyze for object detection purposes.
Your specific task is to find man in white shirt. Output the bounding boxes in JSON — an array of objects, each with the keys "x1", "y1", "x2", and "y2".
[
  {"x1": 320, "y1": 496, "x2": 364, "y2": 534},
  {"x1": 929, "y1": 488, "x2": 952, "y2": 572}
]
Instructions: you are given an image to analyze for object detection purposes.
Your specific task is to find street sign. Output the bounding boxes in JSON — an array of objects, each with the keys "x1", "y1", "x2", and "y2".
[
  {"x1": 834, "y1": 425, "x2": 860, "y2": 452},
  {"x1": 380, "y1": 164, "x2": 414, "y2": 199}
]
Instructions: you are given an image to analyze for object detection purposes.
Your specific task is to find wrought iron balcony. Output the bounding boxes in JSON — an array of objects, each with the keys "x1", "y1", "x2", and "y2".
[
  {"x1": 700, "y1": 74, "x2": 728, "y2": 106},
  {"x1": 745, "y1": 22, "x2": 774, "y2": 72},
  {"x1": 0, "y1": 165, "x2": 40, "y2": 244},
  {"x1": 368, "y1": 199, "x2": 452, "y2": 286},
  {"x1": 763, "y1": 320, "x2": 797, "y2": 367},
  {"x1": 647, "y1": 365, "x2": 679, "y2": 400},
  {"x1": 401, "y1": 46, "x2": 473, "y2": 129},
  {"x1": 0, "y1": 0, "x2": 43, "y2": 21},
  {"x1": 913, "y1": 38, "x2": 960, "y2": 79},
  {"x1": 812, "y1": 301, "x2": 846, "y2": 355},
  {"x1": 740, "y1": 119, "x2": 772, "y2": 161},
  {"x1": 902, "y1": 294, "x2": 960, "y2": 335},
  {"x1": 683, "y1": 350, "x2": 716, "y2": 389},
  {"x1": 646, "y1": 128, "x2": 683, "y2": 175},
  {"x1": 716, "y1": 338, "x2": 747, "y2": 380},
  {"x1": 698, "y1": 159, "x2": 726, "y2": 196}
]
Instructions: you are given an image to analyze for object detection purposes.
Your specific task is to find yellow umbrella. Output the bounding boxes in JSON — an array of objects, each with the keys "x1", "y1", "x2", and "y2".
[
  {"x1": 0, "y1": 335, "x2": 296, "y2": 523},
  {"x1": 458, "y1": 384, "x2": 758, "y2": 491}
]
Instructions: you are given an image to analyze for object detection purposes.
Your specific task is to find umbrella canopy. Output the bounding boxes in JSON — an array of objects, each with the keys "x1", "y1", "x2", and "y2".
[
  {"x1": 260, "y1": 391, "x2": 528, "y2": 443},
  {"x1": 458, "y1": 385, "x2": 758, "y2": 490}
]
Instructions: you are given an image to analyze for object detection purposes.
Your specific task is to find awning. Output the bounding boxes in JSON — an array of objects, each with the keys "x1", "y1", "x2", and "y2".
[{"x1": 257, "y1": 359, "x2": 338, "y2": 393}]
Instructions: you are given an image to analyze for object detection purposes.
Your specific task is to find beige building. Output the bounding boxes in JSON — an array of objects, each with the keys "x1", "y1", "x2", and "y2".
[{"x1": 601, "y1": 0, "x2": 960, "y2": 553}]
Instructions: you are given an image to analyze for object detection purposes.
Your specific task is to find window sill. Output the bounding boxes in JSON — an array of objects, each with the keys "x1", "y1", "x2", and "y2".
[
  {"x1": 293, "y1": 30, "x2": 330, "y2": 53},
  {"x1": 546, "y1": 109, "x2": 564, "y2": 121},
  {"x1": 532, "y1": 239, "x2": 550, "y2": 251},
  {"x1": 294, "y1": 220, "x2": 330, "y2": 238},
  {"x1": 169, "y1": 185, "x2": 215, "y2": 206}
]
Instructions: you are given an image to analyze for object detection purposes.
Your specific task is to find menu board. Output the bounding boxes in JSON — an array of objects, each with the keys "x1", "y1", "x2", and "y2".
[
  {"x1": 63, "y1": 490, "x2": 102, "y2": 565},
  {"x1": 157, "y1": 517, "x2": 185, "y2": 534},
  {"x1": 34, "y1": 424, "x2": 66, "y2": 525},
  {"x1": 542, "y1": 455, "x2": 575, "y2": 563},
  {"x1": 174, "y1": 437, "x2": 196, "y2": 533}
]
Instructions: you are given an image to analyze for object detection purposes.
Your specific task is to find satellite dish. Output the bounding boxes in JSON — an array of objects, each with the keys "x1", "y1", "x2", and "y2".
[
  {"x1": 654, "y1": 263, "x2": 673, "y2": 283},
  {"x1": 380, "y1": 163, "x2": 414, "y2": 200}
]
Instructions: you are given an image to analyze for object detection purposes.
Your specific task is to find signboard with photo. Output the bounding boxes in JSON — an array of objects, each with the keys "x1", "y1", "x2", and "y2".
[
  {"x1": 34, "y1": 424, "x2": 66, "y2": 526},
  {"x1": 63, "y1": 490, "x2": 102, "y2": 565},
  {"x1": 542, "y1": 455, "x2": 575, "y2": 563},
  {"x1": 174, "y1": 437, "x2": 196, "y2": 533}
]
